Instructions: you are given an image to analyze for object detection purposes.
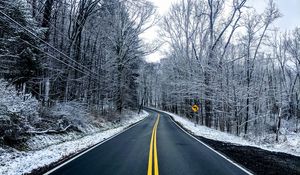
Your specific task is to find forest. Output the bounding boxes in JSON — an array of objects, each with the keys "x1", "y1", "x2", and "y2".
[
  {"x1": 0, "y1": 0, "x2": 299, "y2": 149},
  {"x1": 1, "y1": 0, "x2": 300, "y2": 174},
  {"x1": 141, "y1": 0, "x2": 300, "y2": 141},
  {"x1": 0, "y1": 0, "x2": 157, "y2": 145}
]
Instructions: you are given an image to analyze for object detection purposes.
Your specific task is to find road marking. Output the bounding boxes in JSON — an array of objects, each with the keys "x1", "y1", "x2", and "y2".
[
  {"x1": 146, "y1": 107, "x2": 253, "y2": 175},
  {"x1": 167, "y1": 114, "x2": 253, "y2": 175},
  {"x1": 44, "y1": 114, "x2": 149, "y2": 175},
  {"x1": 147, "y1": 114, "x2": 160, "y2": 175},
  {"x1": 147, "y1": 123, "x2": 154, "y2": 175},
  {"x1": 154, "y1": 115, "x2": 159, "y2": 175}
]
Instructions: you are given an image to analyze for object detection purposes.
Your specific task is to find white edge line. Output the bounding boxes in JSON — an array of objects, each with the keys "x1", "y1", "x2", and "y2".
[
  {"x1": 152, "y1": 108, "x2": 253, "y2": 175},
  {"x1": 44, "y1": 115, "x2": 148, "y2": 175}
]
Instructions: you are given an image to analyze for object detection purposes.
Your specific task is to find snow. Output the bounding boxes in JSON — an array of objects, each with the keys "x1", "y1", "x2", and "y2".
[
  {"x1": 154, "y1": 108, "x2": 300, "y2": 157},
  {"x1": 46, "y1": 101, "x2": 98, "y2": 132},
  {"x1": 0, "y1": 79, "x2": 39, "y2": 117},
  {"x1": 0, "y1": 110, "x2": 149, "y2": 175}
]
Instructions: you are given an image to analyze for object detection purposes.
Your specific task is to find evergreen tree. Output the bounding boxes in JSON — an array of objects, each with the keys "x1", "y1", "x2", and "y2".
[{"x1": 0, "y1": 0, "x2": 41, "y2": 93}]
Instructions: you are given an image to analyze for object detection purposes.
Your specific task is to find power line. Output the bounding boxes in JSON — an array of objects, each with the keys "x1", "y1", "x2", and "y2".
[
  {"x1": 0, "y1": 9, "x2": 101, "y2": 79},
  {"x1": 0, "y1": 18, "x2": 91, "y2": 77},
  {"x1": 0, "y1": 19, "x2": 102, "y2": 85},
  {"x1": 1, "y1": 2, "x2": 97, "y2": 77},
  {"x1": 33, "y1": 0, "x2": 102, "y2": 64}
]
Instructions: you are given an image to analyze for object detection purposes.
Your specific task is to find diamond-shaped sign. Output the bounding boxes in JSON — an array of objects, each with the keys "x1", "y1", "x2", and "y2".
[{"x1": 192, "y1": 105, "x2": 199, "y2": 112}]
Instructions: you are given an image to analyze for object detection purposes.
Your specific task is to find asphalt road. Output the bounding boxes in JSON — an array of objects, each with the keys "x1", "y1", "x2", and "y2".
[{"x1": 45, "y1": 109, "x2": 251, "y2": 175}]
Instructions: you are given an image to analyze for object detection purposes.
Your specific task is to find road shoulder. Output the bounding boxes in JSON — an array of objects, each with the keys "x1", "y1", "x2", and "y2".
[
  {"x1": 152, "y1": 108, "x2": 300, "y2": 175},
  {"x1": 0, "y1": 111, "x2": 149, "y2": 175}
]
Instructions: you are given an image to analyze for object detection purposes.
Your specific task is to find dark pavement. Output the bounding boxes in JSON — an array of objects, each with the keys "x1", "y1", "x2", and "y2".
[{"x1": 46, "y1": 109, "x2": 251, "y2": 175}]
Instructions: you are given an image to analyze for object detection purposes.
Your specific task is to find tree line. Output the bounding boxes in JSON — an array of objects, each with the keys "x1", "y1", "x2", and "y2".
[
  {"x1": 142, "y1": 0, "x2": 300, "y2": 140},
  {"x1": 0, "y1": 0, "x2": 157, "y2": 115}
]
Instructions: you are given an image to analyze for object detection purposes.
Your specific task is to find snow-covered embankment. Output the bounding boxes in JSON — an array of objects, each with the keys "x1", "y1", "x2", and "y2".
[
  {"x1": 0, "y1": 110, "x2": 148, "y2": 175},
  {"x1": 155, "y1": 109, "x2": 300, "y2": 157}
]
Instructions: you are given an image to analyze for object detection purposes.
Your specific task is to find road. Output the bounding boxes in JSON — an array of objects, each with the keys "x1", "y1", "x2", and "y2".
[{"x1": 45, "y1": 109, "x2": 252, "y2": 175}]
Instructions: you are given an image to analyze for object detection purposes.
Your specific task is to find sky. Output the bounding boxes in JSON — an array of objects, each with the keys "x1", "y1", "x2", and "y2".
[{"x1": 143, "y1": 0, "x2": 300, "y2": 63}]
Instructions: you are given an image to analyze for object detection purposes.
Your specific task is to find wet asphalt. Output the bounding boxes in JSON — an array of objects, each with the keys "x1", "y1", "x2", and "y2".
[{"x1": 46, "y1": 109, "x2": 250, "y2": 175}]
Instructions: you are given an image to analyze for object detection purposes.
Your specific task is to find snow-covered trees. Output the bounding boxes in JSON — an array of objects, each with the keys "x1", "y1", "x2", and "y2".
[
  {"x1": 0, "y1": 0, "x2": 156, "y2": 115},
  {"x1": 1, "y1": 0, "x2": 297, "y2": 147},
  {"x1": 0, "y1": 79, "x2": 39, "y2": 146},
  {"x1": 0, "y1": 0, "x2": 157, "y2": 148},
  {"x1": 0, "y1": 0, "x2": 42, "y2": 93},
  {"x1": 149, "y1": 0, "x2": 299, "y2": 140}
]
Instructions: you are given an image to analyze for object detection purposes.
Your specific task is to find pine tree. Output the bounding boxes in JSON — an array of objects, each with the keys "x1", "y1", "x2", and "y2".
[{"x1": 0, "y1": 0, "x2": 41, "y2": 93}]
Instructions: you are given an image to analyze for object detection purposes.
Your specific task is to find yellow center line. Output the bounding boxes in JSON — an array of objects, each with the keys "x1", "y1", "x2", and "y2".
[
  {"x1": 154, "y1": 115, "x2": 159, "y2": 175},
  {"x1": 147, "y1": 125, "x2": 154, "y2": 175},
  {"x1": 147, "y1": 114, "x2": 160, "y2": 175}
]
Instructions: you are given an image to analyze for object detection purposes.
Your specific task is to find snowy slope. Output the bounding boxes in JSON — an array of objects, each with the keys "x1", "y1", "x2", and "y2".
[
  {"x1": 0, "y1": 110, "x2": 149, "y2": 175},
  {"x1": 153, "y1": 108, "x2": 300, "y2": 157}
]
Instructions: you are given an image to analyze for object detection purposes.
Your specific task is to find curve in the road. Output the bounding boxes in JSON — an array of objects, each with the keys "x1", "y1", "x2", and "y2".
[{"x1": 45, "y1": 109, "x2": 253, "y2": 175}]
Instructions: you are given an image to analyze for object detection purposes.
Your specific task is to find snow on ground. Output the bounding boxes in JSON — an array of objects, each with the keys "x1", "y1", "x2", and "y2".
[
  {"x1": 0, "y1": 110, "x2": 149, "y2": 175},
  {"x1": 154, "y1": 108, "x2": 300, "y2": 157}
]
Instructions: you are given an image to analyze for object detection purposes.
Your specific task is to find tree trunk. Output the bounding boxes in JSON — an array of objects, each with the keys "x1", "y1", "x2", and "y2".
[
  {"x1": 276, "y1": 108, "x2": 282, "y2": 142},
  {"x1": 41, "y1": 0, "x2": 54, "y2": 41}
]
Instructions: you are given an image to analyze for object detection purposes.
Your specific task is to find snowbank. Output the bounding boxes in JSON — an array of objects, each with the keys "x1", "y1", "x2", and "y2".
[
  {"x1": 155, "y1": 108, "x2": 300, "y2": 157},
  {"x1": 0, "y1": 110, "x2": 149, "y2": 175}
]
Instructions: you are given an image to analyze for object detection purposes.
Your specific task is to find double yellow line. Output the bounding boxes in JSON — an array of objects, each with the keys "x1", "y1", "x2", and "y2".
[{"x1": 147, "y1": 114, "x2": 160, "y2": 175}]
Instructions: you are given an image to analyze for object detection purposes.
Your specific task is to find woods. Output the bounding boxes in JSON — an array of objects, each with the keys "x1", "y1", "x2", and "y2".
[
  {"x1": 0, "y1": 0, "x2": 299, "y2": 148},
  {"x1": 0, "y1": 0, "x2": 156, "y2": 112},
  {"x1": 0, "y1": 0, "x2": 157, "y2": 146},
  {"x1": 1, "y1": 1, "x2": 300, "y2": 174},
  {"x1": 142, "y1": 0, "x2": 299, "y2": 140}
]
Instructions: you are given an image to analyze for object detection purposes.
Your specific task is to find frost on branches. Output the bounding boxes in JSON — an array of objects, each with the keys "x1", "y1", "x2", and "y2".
[{"x1": 0, "y1": 79, "x2": 39, "y2": 147}]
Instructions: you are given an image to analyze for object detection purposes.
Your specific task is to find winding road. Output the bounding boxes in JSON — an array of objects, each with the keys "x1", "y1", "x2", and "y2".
[{"x1": 45, "y1": 109, "x2": 252, "y2": 175}]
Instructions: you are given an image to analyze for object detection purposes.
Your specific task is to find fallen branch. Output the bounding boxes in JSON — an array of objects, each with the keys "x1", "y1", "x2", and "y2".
[{"x1": 26, "y1": 125, "x2": 72, "y2": 135}]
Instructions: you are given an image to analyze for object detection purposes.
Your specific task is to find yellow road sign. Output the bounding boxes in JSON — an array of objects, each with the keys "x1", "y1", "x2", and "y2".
[{"x1": 192, "y1": 105, "x2": 199, "y2": 112}]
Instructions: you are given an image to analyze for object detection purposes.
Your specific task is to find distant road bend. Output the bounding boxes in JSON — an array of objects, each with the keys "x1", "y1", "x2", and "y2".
[{"x1": 45, "y1": 109, "x2": 252, "y2": 175}]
